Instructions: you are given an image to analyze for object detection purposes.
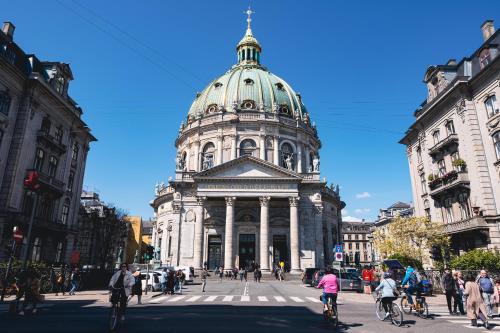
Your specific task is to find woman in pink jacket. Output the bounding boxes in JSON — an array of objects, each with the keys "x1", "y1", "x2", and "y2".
[{"x1": 317, "y1": 267, "x2": 339, "y2": 311}]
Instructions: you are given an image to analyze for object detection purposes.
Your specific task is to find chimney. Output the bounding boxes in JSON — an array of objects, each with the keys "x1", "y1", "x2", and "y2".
[
  {"x1": 481, "y1": 20, "x2": 495, "y2": 41},
  {"x1": 2, "y1": 22, "x2": 15, "y2": 40}
]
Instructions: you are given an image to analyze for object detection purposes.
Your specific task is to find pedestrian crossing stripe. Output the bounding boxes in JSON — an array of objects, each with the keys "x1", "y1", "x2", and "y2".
[
  {"x1": 258, "y1": 296, "x2": 268, "y2": 302},
  {"x1": 222, "y1": 296, "x2": 233, "y2": 302},
  {"x1": 274, "y1": 296, "x2": 286, "y2": 302},
  {"x1": 241, "y1": 296, "x2": 250, "y2": 302},
  {"x1": 289, "y1": 297, "x2": 304, "y2": 303},
  {"x1": 204, "y1": 296, "x2": 218, "y2": 302},
  {"x1": 186, "y1": 296, "x2": 201, "y2": 302},
  {"x1": 148, "y1": 295, "x2": 320, "y2": 304},
  {"x1": 167, "y1": 296, "x2": 186, "y2": 302}
]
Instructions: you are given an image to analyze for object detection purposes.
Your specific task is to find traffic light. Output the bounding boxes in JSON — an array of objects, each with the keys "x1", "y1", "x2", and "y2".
[
  {"x1": 23, "y1": 170, "x2": 40, "y2": 192},
  {"x1": 144, "y1": 245, "x2": 154, "y2": 260},
  {"x1": 429, "y1": 245, "x2": 442, "y2": 261}
]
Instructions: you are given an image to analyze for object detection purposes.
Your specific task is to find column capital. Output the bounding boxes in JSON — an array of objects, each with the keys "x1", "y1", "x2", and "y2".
[
  {"x1": 196, "y1": 196, "x2": 206, "y2": 206},
  {"x1": 289, "y1": 196, "x2": 300, "y2": 207},
  {"x1": 225, "y1": 196, "x2": 236, "y2": 206},
  {"x1": 259, "y1": 196, "x2": 271, "y2": 207}
]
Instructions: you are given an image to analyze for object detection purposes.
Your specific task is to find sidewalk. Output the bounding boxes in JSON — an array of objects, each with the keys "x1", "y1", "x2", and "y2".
[{"x1": 339, "y1": 291, "x2": 448, "y2": 306}]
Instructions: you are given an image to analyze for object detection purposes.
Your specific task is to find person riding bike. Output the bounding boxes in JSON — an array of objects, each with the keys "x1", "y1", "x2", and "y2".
[
  {"x1": 108, "y1": 263, "x2": 134, "y2": 321},
  {"x1": 316, "y1": 267, "x2": 339, "y2": 312},
  {"x1": 375, "y1": 272, "x2": 399, "y2": 318},
  {"x1": 401, "y1": 266, "x2": 421, "y2": 308}
]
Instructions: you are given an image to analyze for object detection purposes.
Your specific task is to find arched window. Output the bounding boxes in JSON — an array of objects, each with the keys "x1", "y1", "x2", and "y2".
[
  {"x1": 206, "y1": 104, "x2": 218, "y2": 114},
  {"x1": 485, "y1": 95, "x2": 499, "y2": 118},
  {"x1": 241, "y1": 100, "x2": 256, "y2": 110},
  {"x1": 445, "y1": 120, "x2": 455, "y2": 136},
  {"x1": 278, "y1": 104, "x2": 291, "y2": 117},
  {"x1": 201, "y1": 143, "x2": 215, "y2": 170},
  {"x1": 34, "y1": 148, "x2": 45, "y2": 171},
  {"x1": 480, "y1": 49, "x2": 491, "y2": 69},
  {"x1": 239, "y1": 139, "x2": 256, "y2": 157},
  {"x1": 280, "y1": 143, "x2": 295, "y2": 171}
]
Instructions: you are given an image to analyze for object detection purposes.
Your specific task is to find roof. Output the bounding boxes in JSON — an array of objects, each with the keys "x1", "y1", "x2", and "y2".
[{"x1": 387, "y1": 201, "x2": 411, "y2": 209}]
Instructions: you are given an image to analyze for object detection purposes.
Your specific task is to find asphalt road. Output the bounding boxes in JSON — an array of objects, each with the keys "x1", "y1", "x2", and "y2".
[{"x1": 1, "y1": 278, "x2": 497, "y2": 333}]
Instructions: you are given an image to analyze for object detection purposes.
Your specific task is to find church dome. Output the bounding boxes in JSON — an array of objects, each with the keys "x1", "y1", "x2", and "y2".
[{"x1": 187, "y1": 9, "x2": 309, "y2": 121}]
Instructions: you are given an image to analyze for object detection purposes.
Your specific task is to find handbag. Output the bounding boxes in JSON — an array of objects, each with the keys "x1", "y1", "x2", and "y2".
[{"x1": 389, "y1": 280, "x2": 400, "y2": 297}]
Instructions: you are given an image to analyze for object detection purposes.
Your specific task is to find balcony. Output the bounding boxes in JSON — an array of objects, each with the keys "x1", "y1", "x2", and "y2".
[
  {"x1": 429, "y1": 170, "x2": 469, "y2": 197},
  {"x1": 37, "y1": 130, "x2": 67, "y2": 155},
  {"x1": 35, "y1": 170, "x2": 66, "y2": 196},
  {"x1": 443, "y1": 216, "x2": 489, "y2": 234},
  {"x1": 428, "y1": 133, "x2": 458, "y2": 157}
]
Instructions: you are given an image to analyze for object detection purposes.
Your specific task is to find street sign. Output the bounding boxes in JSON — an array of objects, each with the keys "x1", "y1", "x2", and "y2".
[
  {"x1": 334, "y1": 252, "x2": 343, "y2": 262},
  {"x1": 335, "y1": 245, "x2": 342, "y2": 253},
  {"x1": 13, "y1": 229, "x2": 23, "y2": 244}
]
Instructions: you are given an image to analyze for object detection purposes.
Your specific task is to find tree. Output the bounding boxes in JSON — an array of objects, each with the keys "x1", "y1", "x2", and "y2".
[
  {"x1": 450, "y1": 249, "x2": 500, "y2": 271},
  {"x1": 373, "y1": 216, "x2": 449, "y2": 265}
]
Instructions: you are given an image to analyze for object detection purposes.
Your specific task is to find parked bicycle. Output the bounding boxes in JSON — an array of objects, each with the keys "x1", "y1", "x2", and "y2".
[{"x1": 373, "y1": 292, "x2": 403, "y2": 326}]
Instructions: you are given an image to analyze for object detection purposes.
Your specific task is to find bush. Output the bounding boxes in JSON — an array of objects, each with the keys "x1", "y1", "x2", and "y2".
[
  {"x1": 450, "y1": 249, "x2": 500, "y2": 271},
  {"x1": 388, "y1": 253, "x2": 423, "y2": 271}
]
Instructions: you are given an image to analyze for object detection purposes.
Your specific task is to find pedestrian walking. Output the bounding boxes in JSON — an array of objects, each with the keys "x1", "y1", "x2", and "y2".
[
  {"x1": 160, "y1": 268, "x2": 167, "y2": 294},
  {"x1": 465, "y1": 276, "x2": 490, "y2": 328},
  {"x1": 55, "y1": 270, "x2": 65, "y2": 296},
  {"x1": 68, "y1": 267, "x2": 80, "y2": 295},
  {"x1": 176, "y1": 269, "x2": 185, "y2": 294},
  {"x1": 239, "y1": 268, "x2": 245, "y2": 282},
  {"x1": 129, "y1": 269, "x2": 143, "y2": 305},
  {"x1": 442, "y1": 268, "x2": 457, "y2": 315},
  {"x1": 476, "y1": 269, "x2": 495, "y2": 318},
  {"x1": 201, "y1": 268, "x2": 210, "y2": 292},
  {"x1": 254, "y1": 269, "x2": 262, "y2": 283},
  {"x1": 218, "y1": 267, "x2": 224, "y2": 283},
  {"x1": 167, "y1": 270, "x2": 175, "y2": 295},
  {"x1": 454, "y1": 271, "x2": 466, "y2": 315}
]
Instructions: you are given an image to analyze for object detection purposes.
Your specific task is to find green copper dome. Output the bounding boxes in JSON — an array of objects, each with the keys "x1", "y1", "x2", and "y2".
[{"x1": 187, "y1": 9, "x2": 309, "y2": 121}]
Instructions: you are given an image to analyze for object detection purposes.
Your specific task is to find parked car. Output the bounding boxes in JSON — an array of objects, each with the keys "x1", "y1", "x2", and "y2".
[
  {"x1": 141, "y1": 272, "x2": 162, "y2": 291},
  {"x1": 302, "y1": 268, "x2": 319, "y2": 285},
  {"x1": 312, "y1": 269, "x2": 363, "y2": 292}
]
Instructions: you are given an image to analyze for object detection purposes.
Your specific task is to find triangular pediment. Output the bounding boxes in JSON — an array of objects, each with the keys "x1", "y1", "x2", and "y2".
[{"x1": 194, "y1": 156, "x2": 301, "y2": 179}]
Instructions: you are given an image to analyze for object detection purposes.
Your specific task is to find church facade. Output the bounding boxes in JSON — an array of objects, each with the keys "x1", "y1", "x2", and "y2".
[{"x1": 151, "y1": 12, "x2": 344, "y2": 272}]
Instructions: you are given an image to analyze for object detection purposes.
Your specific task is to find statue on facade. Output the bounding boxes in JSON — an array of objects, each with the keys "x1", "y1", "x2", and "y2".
[
  {"x1": 202, "y1": 155, "x2": 213, "y2": 170},
  {"x1": 259, "y1": 102, "x2": 265, "y2": 112},
  {"x1": 313, "y1": 156, "x2": 320, "y2": 172},
  {"x1": 154, "y1": 182, "x2": 160, "y2": 196},
  {"x1": 175, "y1": 152, "x2": 185, "y2": 171},
  {"x1": 285, "y1": 154, "x2": 293, "y2": 171},
  {"x1": 303, "y1": 112, "x2": 310, "y2": 125}
]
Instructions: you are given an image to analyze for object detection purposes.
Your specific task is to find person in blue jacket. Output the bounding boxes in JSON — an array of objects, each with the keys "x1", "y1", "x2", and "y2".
[{"x1": 402, "y1": 266, "x2": 420, "y2": 307}]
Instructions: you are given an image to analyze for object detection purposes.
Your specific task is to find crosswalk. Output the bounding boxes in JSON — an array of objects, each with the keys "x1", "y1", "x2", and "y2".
[
  {"x1": 433, "y1": 306, "x2": 500, "y2": 331},
  {"x1": 147, "y1": 294, "x2": 323, "y2": 305}
]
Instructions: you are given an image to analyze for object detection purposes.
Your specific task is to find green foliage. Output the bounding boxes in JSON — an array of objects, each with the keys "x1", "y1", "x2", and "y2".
[
  {"x1": 450, "y1": 249, "x2": 500, "y2": 271},
  {"x1": 452, "y1": 158, "x2": 467, "y2": 168},
  {"x1": 388, "y1": 253, "x2": 423, "y2": 270},
  {"x1": 428, "y1": 174, "x2": 436, "y2": 182}
]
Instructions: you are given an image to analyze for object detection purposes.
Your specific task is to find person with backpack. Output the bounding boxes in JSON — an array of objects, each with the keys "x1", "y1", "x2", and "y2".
[
  {"x1": 401, "y1": 266, "x2": 420, "y2": 308},
  {"x1": 476, "y1": 270, "x2": 495, "y2": 318},
  {"x1": 441, "y1": 269, "x2": 457, "y2": 315}
]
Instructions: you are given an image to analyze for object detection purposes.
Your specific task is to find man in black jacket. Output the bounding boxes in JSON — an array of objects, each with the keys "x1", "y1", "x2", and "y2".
[{"x1": 441, "y1": 269, "x2": 457, "y2": 315}]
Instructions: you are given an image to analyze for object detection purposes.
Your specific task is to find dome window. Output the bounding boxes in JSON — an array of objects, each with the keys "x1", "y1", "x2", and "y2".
[
  {"x1": 241, "y1": 100, "x2": 256, "y2": 110},
  {"x1": 214, "y1": 82, "x2": 223, "y2": 88},
  {"x1": 278, "y1": 104, "x2": 291, "y2": 116},
  {"x1": 244, "y1": 78, "x2": 254, "y2": 85},
  {"x1": 206, "y1": 104, "x2": 218, "y2": 114},
  {"x1": 239, "y1": 139, "x2": 257, "y2": 157},
  {"x1": 201, "y1": 143, "x2": 215, "y2": 170},
  {"x1": 275, "y1": 83, "x2": 285, "y2": 91},
  {"x1": 280, "y1": 142, "x2": 295, "y2": 171}
]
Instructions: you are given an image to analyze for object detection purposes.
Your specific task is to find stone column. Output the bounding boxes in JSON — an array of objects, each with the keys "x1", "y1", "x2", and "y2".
[
  {"x1": 224, "y1": 197, "x2": 236, "y2": 270},
  {"x1": 325, "y1": 215, "x2": 333, "y2": 264},
  {"x1": 289, "y1": 197, "x2": 300, "y2": 272},
  {"x1": 259, "y1": 196, "x2": 270, "y2": 271},
  {"x1": 273, "y1": 136, "x2": 279, "y2": 166},
  {"x1": 185, "y1": 146, "x2": 191, "y2": 171},
  {"x1": 259, "y1": 135, "x2": 266, "y2": 161},
  {"x1": 193, "y1": 196, "x2": 205, "y2": 269},
  {"x1": 314, "y1": 205, "x2": 325, "y2": 268},
  {"x1": 193, "y1": 141, "x2": 200, "y2": 172},
  {"x1": 297, "y1": 144, "x2": 303, "y2": 173},
  {"x1": 231, "y1": 135, "x2": 237, "y2": 160},
  {"x1": 305, "y1": 146, "x2": 310, "y2": 172},
  {"x1": 216, "y1": 135, "x2": 223, "y2": 165}
]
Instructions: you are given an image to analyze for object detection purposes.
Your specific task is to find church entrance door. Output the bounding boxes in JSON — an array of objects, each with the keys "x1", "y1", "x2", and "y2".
[
  {"x1": 238, "y1": 234, "x2": 255, "y2": 270},
  {"x1": 273, "y1": 235, "x2": 289, "y2": 269},
  {"x1": 207, "y1": 235, "x2": 222, "y2": 270}
]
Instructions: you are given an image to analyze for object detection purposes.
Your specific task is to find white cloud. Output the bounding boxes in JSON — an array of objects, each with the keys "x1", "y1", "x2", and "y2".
[
  {"x1": 343, "y1": 216, "x2": 363, "y2": 222},
  {"x1": 354, "y1": 208, "x2": 371, "y2": 215},
  {"x1": 355, "y1": 192, "x2": 371, "y2": 199},
  {"x1": 341, "y1": 209, "x2": 348, "y2": 216}
]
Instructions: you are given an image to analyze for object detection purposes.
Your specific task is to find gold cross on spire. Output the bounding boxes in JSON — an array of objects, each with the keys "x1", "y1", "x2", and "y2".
[{"x1": 245, "y1": 6, "x2": 255, "y2": 30}]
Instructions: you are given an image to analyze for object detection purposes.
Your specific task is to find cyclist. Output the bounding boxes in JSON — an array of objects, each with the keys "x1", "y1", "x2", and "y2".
[
  {"x1": 316, "y1": 267, "x2": 339, "y2": 312},
  {"x1": 108, "y1": 263, "x2": 134, "y2": 321},
  {"x1": 375, "y1": 272, "x2": 399, "y2": 318},
  {"x1": 401, "y1": 266, "x2": 421, "y2": 309}
]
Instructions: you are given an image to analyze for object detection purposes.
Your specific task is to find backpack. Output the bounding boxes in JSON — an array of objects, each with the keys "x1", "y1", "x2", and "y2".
[
  {"x1": 408, "y1": 272, "x2": 420, "y2": 286},
  {"x1": 479, "y1": 277, "x2": 494, "y2": 294}
]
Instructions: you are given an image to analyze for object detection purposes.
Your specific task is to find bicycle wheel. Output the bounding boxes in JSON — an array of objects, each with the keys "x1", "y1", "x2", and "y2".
[
  {"x1": 375, "y1": 300, "x2": 386, "y2": 321},
  {"x1": 330, "y1": 304, "x2": 339, "y2": 327},
  {"x1": 109, "y1": 305, "x2": 119, "y2": 331},
  {"x1": 400, "y1": 296, "x2": 412, "y2": 315},
  {"x1": 390, "y1": 303, "x2": 404, "y2": 327},
  {"x1": 417, "y1": 302, "x2": 429, "y2": 319}
]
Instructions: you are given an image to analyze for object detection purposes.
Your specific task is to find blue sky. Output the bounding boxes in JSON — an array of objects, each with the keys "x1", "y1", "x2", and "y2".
[{"x1": 3, "y1": 1, "x2": 500, "y2": 221}]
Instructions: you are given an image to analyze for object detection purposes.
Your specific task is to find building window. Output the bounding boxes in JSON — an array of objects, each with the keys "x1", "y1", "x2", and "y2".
[
  {"x1": 280, "y1": 143, "x2": 295, "y2": 170},
  {"x1": 458, "y1": 192, "x2": 471, "y2": 220},
  {"x1": 55, "y1": 126, "x2": 63, "y2": 143},
  {"x1": 424, "y1": 199, "x2": 431, "y2": 220},
  {"x1": 445, "y1": 120, "x2": 455, "y2": 136},
  {"x1": 363, "y1": 243, "x2": 367, "y2": 249},
  {"x1": 34, "y1": 148, "x2": 45, "y2": 171},
  {"x1": 67, "y1": 171, "x2": 75, "y2": 192},
  {"x1": 205, "y1": 104, "x2": 218, "y2": 114},
  {"x1": 39, "y1": 195, "x2": 54, "y2": 221},
  {"x1": 71, "y1": 142, "x2": 79, "y2": 162},
  {"x1": 433, "y1": 130, "x2": 440, "y2": 145},
  {"x1": 451, "y1": 152, "x2": 461, "y2": 171},
  {"x1": 31, "y1": 237, "x2": 42, "y2": 262},
  {"x1": 420, "y1": 173, "x2": 427, "y2": 194},
  {"x1": 494, "y1": 132, "x2": 500, "y2": 159},
  {"x1": 355, "y1": 235, "x2": 359, "y2": 240},
  {"x1": 438, "y1": 159, "x2": 446, "y2": 176},
  {"x1": 348, "y1": 243, "x2": 352, "y2": 250},
  {"x1": 444, "y1": 198, "x2": 454, "y2": 224},
  {"x1": 41, "y1": 116, "x2": 51, "y2": 134},
  {"x1": 167, "y1": 236, "x2": 172, "y2": 256},
  {"x1": 485, "y1": 95, "x2": 499, "y2": 118},
  {"x1": 48, "y1": 156, "x2": 58, "y2": 177},
  {"x1": 355, "y1": 243, "x2": 359, "y2": 250},
  {"x1": 55, "y1": 241, "x2": 63, "y2": 262},
  {"x1": 54, "y1": 76, "x2": 65, "y2": 94},
  {"x1": 416, "y1": 146, "x2": 422, "y2": 163},
  {"x1": 0, "y1": 91, "x2": 11, "y2": 115},
  {"x1": 61, "y1": 199, "x2": 70, "y2": 224},
  {"x1": 201, "y1": 142, "x2": 215, "y2": 170},
  {"x1": 479, "y1": 49, "x2": 491, "y2": 69},
  {"x1": 347, "y1": 235, "x2": 351, "y2": 240},
  {"x1": 239, "y1": 139, "x2": 256, "y2": 157}
]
